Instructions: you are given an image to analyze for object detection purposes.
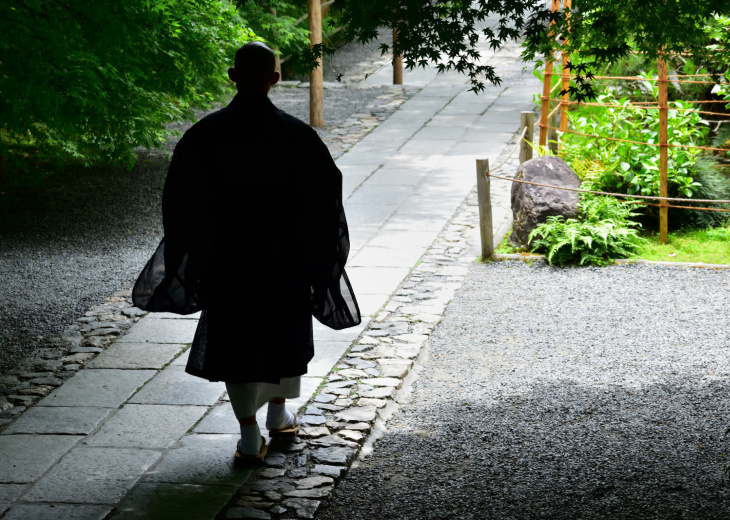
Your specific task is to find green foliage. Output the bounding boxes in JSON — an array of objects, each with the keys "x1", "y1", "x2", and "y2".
[
  {"x1": 669, "y1": 158, "x2": 730, "y2": 229},
  {"x1": 529, "y1": 196, "x2": 646, "y2": 266},
  {"x1": 236, "y1": 0, "x2": 321, "y2": 76},
  {"x1": 522, "y1": 1, "x2": 730, "y2": 101},
  {"x1": 0, "y1": 0, "x2": 255, "y2": 167},
  {"x1": 333, "y1": 0, "x2": 552, "y2": 93},
  {"x1": 560, "y1": 89, "x2": 710, "y2": 199},
  {"x1": 636, "y1": 225, "x2": 730, "y2": 265},
  {"x1": 599, "y1": 54, "x2": 719, "y2": 103}
]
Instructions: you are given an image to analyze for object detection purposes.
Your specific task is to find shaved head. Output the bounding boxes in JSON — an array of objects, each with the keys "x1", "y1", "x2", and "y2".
[{"x1": 231, "y1": 42, "x2": 278, "y2": 93}]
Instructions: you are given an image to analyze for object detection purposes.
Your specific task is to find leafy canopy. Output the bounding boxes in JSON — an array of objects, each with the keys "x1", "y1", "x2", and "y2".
[
  {"x1": 335, "y1": 0, "x2": 551, "y2": 92},
  {"x1": 0, "y1": 0, "x2": 255, "y2": 166},
  {"x1": 236, "y1": 0, "x2": 315, "y2": 74},
  {"x1": 524, "y1": 1, "x2": 730, "y2": 100},
  {"x1": 323, "y1": 0, "x2": 730, "y2": 95}
]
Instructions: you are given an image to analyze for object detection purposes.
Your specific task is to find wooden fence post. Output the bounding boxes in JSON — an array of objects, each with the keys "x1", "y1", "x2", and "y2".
[
  {"x1": 539, "y1": 0, "x2": 560, "y2": 147},
  {"x1": 658, "y1": 56, "x2": 669, "y2": 243},
  {"x1": 476, "y1": 159, "x2": 494, "y2": 261},
  {"x1": 548, "y1": 112, "x2": 558, "y2": 154},
  {"x1": 520, "y1": 111, "x2": 534, "y2": 164},
  {"x1": 308, "y1": 0, "x2": 324, "y2": 127},
  {"x1": 560, "y1": 0, "x2": 572, "y2": 140},
  {"x1": 393, "y1": 27, "x2": 403, "y2": 85},
  {"x1": 270, "y1": 8, "x2": 282, "y2": 77},
  {"x1": 539, "y1": 61, "x2": 554, "y2": 149}
]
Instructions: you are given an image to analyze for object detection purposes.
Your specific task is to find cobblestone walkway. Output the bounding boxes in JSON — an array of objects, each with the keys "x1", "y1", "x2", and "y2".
[{"x1": 0, "y1": 37, "x2": 539, "y2": 519}]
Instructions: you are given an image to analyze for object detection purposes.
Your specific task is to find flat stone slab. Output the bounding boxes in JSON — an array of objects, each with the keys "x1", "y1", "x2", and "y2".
[
  {"x1": 226, "y1": 507, "x2": 271, "y2": 519},
  {"x1": 146, "y1": 434, "x2": 255, "y2": 486},
  {"x1": 359, "y1": 387, "x2": 395, "y2": 399},
  {"x1": 377, "y1": 359, "x2": 412, "y2": 378},
  {"x1": 301, "y1": 415, "x2": 327, "y2": 426},
  {"x1": 25, "y1": 447, "x2": 160, "y2": 504},
  {"x1": 360, "y1": 377, "x2": 402, "y2": 388},
  {"x1": 0, "y1": 484, "x2": 25, "y2": 515},
  {"x1": 310, "y1": 447, "x2": 354, "y2": 466},
  {"x1": 296, "y1": 475, "x2": 334, "y2": 489},
  {"x1": 2, "y1": 406, "x2": 112, "y2": 435},
  {"x1": 193, "y1": 403, "x2": 239, "y2": 434},
  {"x1": 281, "y1": 498, "x2": 321, "y2": 519},
  {"x1": 284, "y1": 488, "x2": 332, "y2": 499},
  {"x1": 128, "y1": 366, "x2": 225, "y2": 406},
  {"x1": 309, "y1": 435, "x2": 357, "y2": 448},
  {"x1": 113, "y1": 482, "x2": 236, "y2": 520},
  {"x1": 146, "y1": 312, "x2": 201, "y2": 320},
  {"x1": 335, "y1": 406, "x2": 377, "y2": 423},
  {"x1": 311, "y1": 465, "x2": 345, "y2": 478},
  {"x1": 38, "y1": 369, "x2": 156, "y2": 408},
  {"x1": 85, "y1": 404, "x2": 207, "y2": 449},
  {"x1": 2, "y1": 504, "x2": 111, "y2": 520},
  {"x1": 0, "y1": 435, "x2": 81, "y2": 483},
  {"x1": 86, "y1": 343, "x2": 184, "y2": 370},
  {"x1": 117, "y1": 317, "x2": 197, "y2": 344}
]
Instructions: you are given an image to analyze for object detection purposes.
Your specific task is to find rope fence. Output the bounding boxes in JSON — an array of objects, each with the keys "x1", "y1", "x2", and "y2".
[
  {"x1": 486, "y1": 171, "x2": 730, "y2": 212},
  {"x1": 543, "y1": 98, "x2": 730, "y2": 118},
  {"x1": 591, "y1": 75, "x2": 730, "y2": 85},
  {"x1": 540, "y1": 125, "x2": 730, "y2": 153}
]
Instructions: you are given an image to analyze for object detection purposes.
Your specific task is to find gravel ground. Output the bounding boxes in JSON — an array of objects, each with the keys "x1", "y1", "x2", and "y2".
[
  {"x1": 0, "y1": 38, "x2": 393, "y2": 375},
  {"x1": 317, "y1": 262, "x2": 730, "y2": 520}
]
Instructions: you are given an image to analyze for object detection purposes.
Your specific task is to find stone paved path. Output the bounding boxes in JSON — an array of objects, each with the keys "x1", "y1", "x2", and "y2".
[{"x1": 0, "y1": 36, "x2": 539, "y2": 519}]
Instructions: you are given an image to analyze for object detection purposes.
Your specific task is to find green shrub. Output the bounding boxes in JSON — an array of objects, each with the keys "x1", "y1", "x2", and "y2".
[
  {"x1": 0, "y1": 1, "x2": 255, "y2": 168},
  {"x1": 560, "y1": 89, "x2": 709, "y2": 200},
  {"x1": 667, "y1": 157, "x2": 730, "y2": 229},
  {"x1": 529, "y1": 196, "x2": 646, "y2": 266}
]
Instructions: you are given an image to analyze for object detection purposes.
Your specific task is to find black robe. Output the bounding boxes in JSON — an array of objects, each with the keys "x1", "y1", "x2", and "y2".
[{"x1": 132, "y1": 91, "x2": 360, "y2": 383}]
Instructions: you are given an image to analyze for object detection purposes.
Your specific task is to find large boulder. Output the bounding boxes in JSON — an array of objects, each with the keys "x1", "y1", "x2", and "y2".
[{"x1": 510, "y1": 156, "x2": 581, "y2": 247}]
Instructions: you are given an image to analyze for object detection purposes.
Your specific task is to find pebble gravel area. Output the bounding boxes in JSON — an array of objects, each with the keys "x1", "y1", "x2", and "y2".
[
  {"x1": 317, "y1": 262, "x2": 730, "y2": 520},
  {"x1": 0, "y1": 37, "x2": 405, "y2": 376}
]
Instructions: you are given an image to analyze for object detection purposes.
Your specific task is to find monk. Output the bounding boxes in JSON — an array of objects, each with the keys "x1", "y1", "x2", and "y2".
[{"x1": 133, "y1": 42, "x2": 360, "y2": 463}]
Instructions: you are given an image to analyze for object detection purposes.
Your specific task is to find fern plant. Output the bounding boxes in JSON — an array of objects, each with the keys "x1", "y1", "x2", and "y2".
[{"x1": 528, "y1": 196, "x2": 646, "y2": 266}]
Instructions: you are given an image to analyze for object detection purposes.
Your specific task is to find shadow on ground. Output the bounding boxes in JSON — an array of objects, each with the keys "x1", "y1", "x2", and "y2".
[{"x1": 318, "y1": 379, "x2": 730, "y2": 520}]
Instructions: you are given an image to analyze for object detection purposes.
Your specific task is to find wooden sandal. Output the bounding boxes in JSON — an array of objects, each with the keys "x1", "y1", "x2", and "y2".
[
  {"x1": 234, "y1": 436, "x2": 268, "y2": 465},
  {"x1": 268, "y1": 416, "x2": 300, "y2": 438}
]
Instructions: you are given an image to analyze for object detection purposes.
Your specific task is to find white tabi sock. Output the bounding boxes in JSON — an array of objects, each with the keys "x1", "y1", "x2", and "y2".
[
  {"x1": 266, "y1": 401, "x2": 296, "y2": 431},
  {"x1": 238, "y1": 423, "x2": 262, "y2": 455}
]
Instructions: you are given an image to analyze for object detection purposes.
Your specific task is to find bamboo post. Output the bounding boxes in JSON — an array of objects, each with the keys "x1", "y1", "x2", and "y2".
[
  {"x1": 658, "y1": 56, "x2": 669, "y2": 243},
  {"x1": 539, "y1": 0, "x2": 560, "y2": 147},
  {"x1": 559, "y1": 0, "x2": 571, "y2": 140},
  {"x1": 548, "y1": 112, "x2": 559, "y2": 154},
  {"x1": 393, "y1": 27, "x2": 403, "y2": 85},
  {"x1": 476, "y1": 159, "x2": 494, "y2": 260},
  {"x1": 308, "y1": 0, "x2": 323, "y2": 127},
  {"x1": 539, "y1": 61, "x2": 554, "y2": 148},
  {"x1": 270, "y1": 8, "x2": 282, "y2": 78},
  {"x1": 520, "y1": 111, "x2": 534, "y2": 164}
]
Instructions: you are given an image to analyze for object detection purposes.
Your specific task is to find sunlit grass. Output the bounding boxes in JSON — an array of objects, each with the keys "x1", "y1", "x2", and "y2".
[
  {"x1": 495, "y1": 224, "x2": 730, "y2": 265},
  {"x1": 636, "y1": 226, "x2": 730, "y2": 265}
]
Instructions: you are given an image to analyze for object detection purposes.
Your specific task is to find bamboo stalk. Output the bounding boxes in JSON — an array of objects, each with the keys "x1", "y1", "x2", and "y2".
[
  {"x1": 658, "y1": 56, "x2": 669, "y2": 243},
  {"x1": 559, "y1": 0, "x2": 571, "y2": 145},
  {"x1": 540, "y1": 61, "x2": 554, "y2": 148},
  {"x1": 308, "y1": 0, "x2": 323, "y2": 127},
  {"x1": 539, "y1": 0, "x2": 560, "y2": 147},
  {"x1": 270, "y1": 8, "x2": 281, "y2": 76},
  {"x1": 548, "y1": 112, "x2": 558, "y2": 154}
]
